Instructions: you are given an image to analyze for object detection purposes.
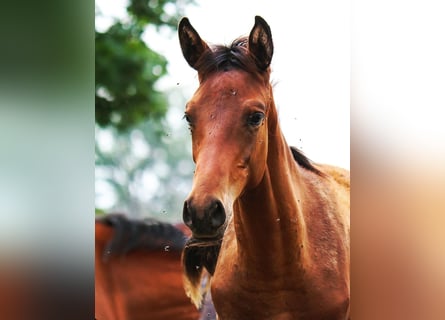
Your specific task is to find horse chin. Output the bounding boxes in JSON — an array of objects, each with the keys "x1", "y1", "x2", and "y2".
[
  {"x1": 183, "y1": 237, "x2": 222, "y2": 276},
  {"x1": 181, "y1": 236, "x2": 222, "y2": 308}
]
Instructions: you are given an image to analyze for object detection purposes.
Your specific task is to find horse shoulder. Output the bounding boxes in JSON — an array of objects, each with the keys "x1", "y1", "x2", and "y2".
[
  {"x1": 300, "y1": 166, "x2": 350, "y2": 299},
  {"x1": 317, "y1": 164, "x2": 350, "y2": 233}
]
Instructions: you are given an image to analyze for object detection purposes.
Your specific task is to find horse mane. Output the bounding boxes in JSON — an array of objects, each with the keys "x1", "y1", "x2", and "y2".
[
  {"x1": 195, "y1": 37, "x2": 269, "y2": 80},
  {"x1": 290, "y1": 146, "x2": 325, "y2": 177},
  {"x1": 96, "y1": 213, "x2": 187, "y2": 262}
]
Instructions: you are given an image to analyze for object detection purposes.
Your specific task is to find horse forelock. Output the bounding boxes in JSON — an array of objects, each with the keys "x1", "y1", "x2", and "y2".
[
  {"x1": 97, "y1": 214, "x2": 187, "y2": 261},
  {"x1": 195, "y1": 37, "x2": 270, "y2": 81}
]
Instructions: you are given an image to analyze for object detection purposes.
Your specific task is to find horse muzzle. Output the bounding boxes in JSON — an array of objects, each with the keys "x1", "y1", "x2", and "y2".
[{"x1": 183, "y1": 196, "x2": 226, "y2": 238}]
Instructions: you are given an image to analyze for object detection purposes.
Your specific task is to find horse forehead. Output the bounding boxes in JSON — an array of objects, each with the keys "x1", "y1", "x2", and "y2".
[{"x1": 195, "y1": 71, "x2": 264, "y2": 101}]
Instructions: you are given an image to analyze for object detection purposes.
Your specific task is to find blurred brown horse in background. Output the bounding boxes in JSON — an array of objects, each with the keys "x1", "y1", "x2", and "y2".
[
  {"x1": 179, "y1": 16, "x2": 350, "y2": 319},
  {"x1": 95, "y1": 214, "x2": 215, "y2": 320}
]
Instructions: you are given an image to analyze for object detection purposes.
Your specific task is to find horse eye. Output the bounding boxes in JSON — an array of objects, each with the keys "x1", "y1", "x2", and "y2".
[
  {"x1": 247, "y1": 112, "x2": 265, "y2": 127},
  {"x1": 183, "y1": 113, "x2": 192, "y2": 124}
]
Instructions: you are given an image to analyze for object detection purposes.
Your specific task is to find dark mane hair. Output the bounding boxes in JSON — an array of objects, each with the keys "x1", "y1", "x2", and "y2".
[
  {"x1": 195, "y1": 37, "x2": 268, "y2": 80},
  {"x1": 97, "y1": 213, "x2": 187, "y2": 262},
  {"x1": 290, "y1": 146, "x2": 325, "y2": 176}
]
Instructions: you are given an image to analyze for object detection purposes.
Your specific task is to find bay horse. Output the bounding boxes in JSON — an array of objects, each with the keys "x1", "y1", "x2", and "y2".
[
  {"x1": 95, "y1": 214, "x2": 216, "y2": 320},
  {"x1": 178, "y1": 16, "x2": 350, "y2": 319}
]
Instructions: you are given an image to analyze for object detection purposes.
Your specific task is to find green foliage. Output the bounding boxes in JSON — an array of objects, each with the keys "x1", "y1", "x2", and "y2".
[
  {"x1": 95, "y1": 0, "x2": 196, "y2": 221},
  {"x1": 95, "y1": 23, "x2": 167, "y2": 131},
  {"x1": 95, "y1": 208, "x2": 107, "y2": 216},
  {"x1": 95, "y1": 100, "x2": 194, "y2": 222},
  {"x1": 95, "y1": 0, "x2": 193, "y2": 131},
  {"x1": 127, "y1": 0, "x2": 183, "y2": 27}
]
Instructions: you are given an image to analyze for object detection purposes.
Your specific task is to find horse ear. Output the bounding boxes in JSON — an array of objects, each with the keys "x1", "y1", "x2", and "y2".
[
  {"x1": 178, "y1": 17, "x2": 209, "y2": 70},
  {"x1": 248, "y1": 16, "x2": 274, "y2": 70}
]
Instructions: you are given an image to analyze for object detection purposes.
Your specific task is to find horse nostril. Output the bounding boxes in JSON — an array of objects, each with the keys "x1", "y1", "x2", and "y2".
[
  {"x1": 183, "y1": 198, "x2": 226, "y2": 236},
  {"x1": 183, "y1": 201, "x2": 193, "y2": 228},
  {"x1": 210, "y1": 200, "x2": 226, "y2": 229}
]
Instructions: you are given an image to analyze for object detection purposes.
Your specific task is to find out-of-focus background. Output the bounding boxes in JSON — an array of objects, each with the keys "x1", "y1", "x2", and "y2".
[
  {"x1": 94, "y1": 0, "x2": 350, "y2": 222},
  {"x1": 1, "y1": 0, "x2": 444, "y2": 319}
]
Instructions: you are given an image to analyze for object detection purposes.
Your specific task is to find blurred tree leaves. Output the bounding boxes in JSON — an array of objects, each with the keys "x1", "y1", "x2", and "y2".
[
  {"x1": 95, "y1": 0, "x2": 196, "y2": 221},
  {"x1": 95, "y1": 104, "x2": 194, "y2": 221},
  {"x1": 127, "y1": 0, "x2": 181, "y2": 27},
  {"x1": 96, "y1": 23, "x2": 167, "y2": 130},
  {"x1": 95, "y1": 0, "x2": 192, "y2": 131}
]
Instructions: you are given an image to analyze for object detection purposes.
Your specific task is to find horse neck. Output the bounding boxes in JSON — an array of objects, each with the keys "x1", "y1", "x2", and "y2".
[{"x1": 233, "y1": 101, "x2": 309, "y2": 276}]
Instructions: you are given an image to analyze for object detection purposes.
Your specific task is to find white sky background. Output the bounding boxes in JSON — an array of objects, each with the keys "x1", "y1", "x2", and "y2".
[{"x1": 96, "y1": 0, "x2": 350, "y2": 169}]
